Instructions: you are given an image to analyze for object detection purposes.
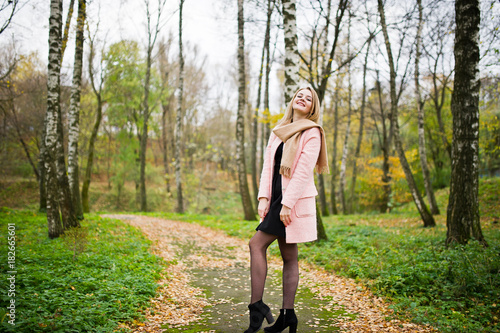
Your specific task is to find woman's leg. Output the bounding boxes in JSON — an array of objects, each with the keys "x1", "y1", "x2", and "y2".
[
  {"x1": 249, "y1": 231, "x2": 277, "y2": 304},
  {"x1": 277, "y1": 238, "x2": 299, "y2": 309}
]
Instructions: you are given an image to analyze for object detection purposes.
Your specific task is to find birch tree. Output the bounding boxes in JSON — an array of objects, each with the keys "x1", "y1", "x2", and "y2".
[
  {"x1": 377, "y1": 0, "x2": 435, "y2": 227},
  {"x1": 329, "y1": 82, "x2": 339, "y2": 215},
  {"x1": 282, "y1": 0, "x2": 300, "y2": 103},
  {"x1": 446, "y1": 0, "x2": 486, "y2": 245},
  {"x1": 45, "y1": 0, "x2": 78, "y2": 238},
  {"x1": 39, "y1": 0, "x2": 75, "y2": 214},
  {"x1": 237, "y1": 0, "x2": 255, "y2": 220},
  {"x1": 415, "y1": 0, "x2": 439, "y2": 215},
  {"x1": 338, "y1": 11, "x2": 352, "y2": 215},
  {"x1": 175, "y1": 0, "x2": 185, "y2": 213},
  {"x1": 67, "y1": 0, "x2": 86, "y2": 219},
  {"x1": 261, "y1": 2, "x2": 274, "y2": 172},
  {"x1": 61, "y1": 0, "x2": 75, "y2": 62}
]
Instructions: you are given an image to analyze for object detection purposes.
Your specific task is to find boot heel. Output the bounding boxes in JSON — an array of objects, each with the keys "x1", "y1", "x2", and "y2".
[
  {"x1": 289, "y1": 322, "x2": 297, "y2": 333},
  {"x1": 265, "y1": 311, "x2": 275, "y2": 324}
]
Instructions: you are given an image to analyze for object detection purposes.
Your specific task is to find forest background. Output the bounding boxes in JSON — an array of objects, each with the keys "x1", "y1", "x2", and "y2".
[
  {"x1": 0, "y1": 0, "x2": 499, "y2": 332},
  {"x1": 1, "y1": 0, "x2": 499, "y2": 217}
]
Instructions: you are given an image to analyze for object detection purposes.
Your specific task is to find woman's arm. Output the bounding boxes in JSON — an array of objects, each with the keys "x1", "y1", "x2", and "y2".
[{"x1": 257, "y1": 133, "x2": 277, "y2": 201}]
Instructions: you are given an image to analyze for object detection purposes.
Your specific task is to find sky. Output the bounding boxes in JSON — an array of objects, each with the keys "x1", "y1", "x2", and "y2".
[{"x1": 9, "y1": 0, "x2": 237, "y2": 66}]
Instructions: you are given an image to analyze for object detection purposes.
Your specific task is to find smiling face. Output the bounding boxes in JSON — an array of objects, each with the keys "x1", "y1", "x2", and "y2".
[{"x1": 292, "y1": 89, "x2": 313, "y2": 121}]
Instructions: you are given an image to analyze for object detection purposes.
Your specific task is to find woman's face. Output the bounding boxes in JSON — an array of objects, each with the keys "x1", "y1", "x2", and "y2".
[{"x1": 292, "y1": 89, "x2": 313, "y2": 120}]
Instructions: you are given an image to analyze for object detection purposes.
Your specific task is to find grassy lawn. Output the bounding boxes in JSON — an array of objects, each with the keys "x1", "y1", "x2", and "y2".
[
  {"x1": 0, "y1": 209, "x2": 165, "y2": 332},
  {"x1": 0, "y1": 177, "x2": 498, "y2": 332}
]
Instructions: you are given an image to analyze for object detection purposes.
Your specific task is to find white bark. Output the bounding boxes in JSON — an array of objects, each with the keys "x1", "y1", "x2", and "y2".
[
  {"x1": 282, "y1": 0, "x2": 300, "y2": 103},
  {"x1": 339, "y1": 12, "x2": 352, "y2": 215},
  {"x1": 68, "y1": 0, "x2": 85, "y2": 219},
  {"x1": 415, "y1": 0, "x2": 439, "y2": 216},
  {"x1": 45, "y1": 0, "x2": 64, "y2": 238}
]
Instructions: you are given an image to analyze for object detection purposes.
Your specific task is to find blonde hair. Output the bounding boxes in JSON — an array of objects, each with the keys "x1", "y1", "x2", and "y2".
[{"x1": 278, "y1": 87, "x2": 321, "y2": 125}]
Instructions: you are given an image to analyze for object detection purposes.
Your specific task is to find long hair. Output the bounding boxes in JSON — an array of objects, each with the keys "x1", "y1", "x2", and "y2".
[{"x1": 278, "y1": 87, "x2": 321, "y2": 125}]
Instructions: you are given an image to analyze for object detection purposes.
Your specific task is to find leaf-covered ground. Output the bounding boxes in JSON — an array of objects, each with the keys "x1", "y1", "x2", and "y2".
[{"x1": 106, "y1": 214, "x2": 437, "y2": 333}]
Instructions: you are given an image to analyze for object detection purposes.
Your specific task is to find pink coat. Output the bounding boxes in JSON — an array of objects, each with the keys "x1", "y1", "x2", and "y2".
[{"x1": 257, "y1": 127, "x2": 321, "y2": 243}]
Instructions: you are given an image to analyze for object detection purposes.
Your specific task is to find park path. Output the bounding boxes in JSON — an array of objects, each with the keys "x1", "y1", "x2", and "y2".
[{"x1": 104, "y1": 214, "x2": 437, "y2": 333}]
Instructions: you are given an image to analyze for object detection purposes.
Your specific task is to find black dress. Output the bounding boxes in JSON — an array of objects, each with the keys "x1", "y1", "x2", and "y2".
[{"x1": 257, "y1": 142, "x2": 286, "y2": 238}]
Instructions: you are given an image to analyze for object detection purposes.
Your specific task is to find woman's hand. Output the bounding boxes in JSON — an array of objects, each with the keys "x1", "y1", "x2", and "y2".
[
  {"x1": 280, "y1": 205, "x2": 292, "y2": 227},
  {"x1": 258, "y1": 198, "x2": 269, "y2": 220}
]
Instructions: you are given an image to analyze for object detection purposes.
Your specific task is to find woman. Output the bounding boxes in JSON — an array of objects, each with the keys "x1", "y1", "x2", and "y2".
[{"x1": 244, "y1": 87, "x2": 329, "y2": 333}]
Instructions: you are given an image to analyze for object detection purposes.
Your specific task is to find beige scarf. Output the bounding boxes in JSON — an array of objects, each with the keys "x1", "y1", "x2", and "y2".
[{"x1": 273, "y1": 119, "x2": 330, "y2": 178}]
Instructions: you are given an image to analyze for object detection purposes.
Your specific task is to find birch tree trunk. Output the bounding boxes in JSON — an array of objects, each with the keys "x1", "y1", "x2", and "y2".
[
  {"x1": 237, "y1": 0, "x2": 255, "y2": 220},
  {"x1": 45, "y1": 0, "x2": 76, "y2": 238},
  {"x1": 67, "y1": 0, "x2": 85, "y2": 220},
  {"x1": 175, "y1": 0, "x2": 185, "y2": 213},
  {"x1": 41, "y1": 0, "x2": 76, "y2": 215},
  {"x1": 282, "y1": 0, "x2": 300, "y2": 103},
  {"x1": 446, "y1": 0, "x2": 486, "y2": 245},
  {"x1": 261, "y1": 8, "x2": 273, "y2": 172},
  {"x1": 339, "y1": 12, "x2": 352, "y2": 215},
  {"x1": 60, "y1": 0, "x2": 75, "y2": 63},
  {"x1": 377, "y1": 0, "x2": 435, "y2": 227},
  {"x1": 415, "y1": 0, "x2": 439, "y2": 216}
]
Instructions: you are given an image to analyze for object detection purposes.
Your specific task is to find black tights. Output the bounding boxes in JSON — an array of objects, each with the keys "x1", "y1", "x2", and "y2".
[{"x1": 249, "y1": 231, "x2": 299, "y2": 309}]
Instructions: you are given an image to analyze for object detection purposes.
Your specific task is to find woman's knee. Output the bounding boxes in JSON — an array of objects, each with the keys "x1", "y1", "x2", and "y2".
[
  {"x1": 249, "y1": 232, "x2": 272, "y2": 253},
  {"x1": 280, "y1": 244, "x2": 298, "y2": 263}
]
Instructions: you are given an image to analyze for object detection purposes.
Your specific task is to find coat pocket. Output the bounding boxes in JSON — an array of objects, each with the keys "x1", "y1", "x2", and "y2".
[{"x1": 294, "y1": 196, "x2": 316, "y2": 218}]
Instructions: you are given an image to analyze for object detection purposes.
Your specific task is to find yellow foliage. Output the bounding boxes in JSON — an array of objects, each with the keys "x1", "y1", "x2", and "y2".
[
  {"x1": 259, "y1": 108, "x2": 284, "y2": 127},
  {"x1": 355, "y1": 155, "x2": 414, "y2": 209}
]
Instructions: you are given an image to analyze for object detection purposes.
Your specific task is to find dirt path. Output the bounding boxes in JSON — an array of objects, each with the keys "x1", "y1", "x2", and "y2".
[{"x1": 104, "y1": 214, "x2": 437, "y2": 333}]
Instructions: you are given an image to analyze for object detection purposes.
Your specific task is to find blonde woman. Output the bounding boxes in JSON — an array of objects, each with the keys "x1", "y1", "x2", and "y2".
[{"x1": 244, "y1": 87, "x2": 329, "y2": 333}]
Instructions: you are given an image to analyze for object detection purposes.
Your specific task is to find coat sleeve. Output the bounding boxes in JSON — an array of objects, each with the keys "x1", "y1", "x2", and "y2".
[
  {"x1": 281, "y1": 128, "x2": 321, "y2": 209},
  {"x1": 257, "y1": 132, "x2": 276, "y2": 201}
]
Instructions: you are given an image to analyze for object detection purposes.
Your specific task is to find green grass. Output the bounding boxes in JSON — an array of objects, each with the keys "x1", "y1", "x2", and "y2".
[
  {"x1": 0, "y1": 208, "x2": 165, "y2": 332},
  {"x1": 0, "y1": 177, "x2": 498, "y2": 332}
]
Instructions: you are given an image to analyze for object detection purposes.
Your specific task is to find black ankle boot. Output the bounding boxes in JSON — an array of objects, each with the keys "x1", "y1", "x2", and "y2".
[
  {"x1": 264, "y1": 309, "x2": 297, "y2": 333},
  {"x1": 244, "y1": 300, "x2": 275, "y2": 333}
]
